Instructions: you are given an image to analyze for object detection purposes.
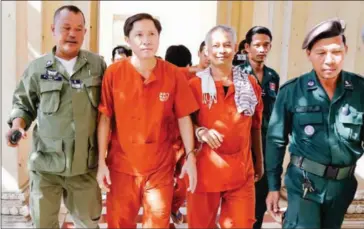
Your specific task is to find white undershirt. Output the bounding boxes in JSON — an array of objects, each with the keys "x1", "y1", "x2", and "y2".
[{"x1": 55, "y1": 56, "x2": 78, "y2": 76}]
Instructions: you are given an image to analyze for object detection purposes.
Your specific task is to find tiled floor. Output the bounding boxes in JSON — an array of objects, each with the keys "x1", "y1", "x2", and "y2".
[
  {"x1": 60, "y1": 195, "x2": 283, "y2": 228},
  {"x1": 4, "y1": 191, "x2": 363, "y2": 228},
  {"x1": 59, "y1": 192, "x2": 364, "y2": 229}
]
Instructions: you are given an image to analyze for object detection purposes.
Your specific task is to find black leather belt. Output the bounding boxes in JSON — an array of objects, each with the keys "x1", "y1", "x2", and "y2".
[{"x1": 290, "y1": 155, "x2": 356, "y2": 180}]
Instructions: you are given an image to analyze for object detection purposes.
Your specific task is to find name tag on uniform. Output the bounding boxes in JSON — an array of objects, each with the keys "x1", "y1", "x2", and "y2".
[
  {"x1": 40, "y1": 70, "x2": 62, "y2": 81},
  {"x1": 71, "y1": 79, "x2": 82, "y2": 89}
]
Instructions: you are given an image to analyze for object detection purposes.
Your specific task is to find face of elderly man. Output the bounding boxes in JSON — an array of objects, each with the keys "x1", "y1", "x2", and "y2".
[
  {"x1": 52, "y1": 8, "x2": 86, "y2": 60},
  {"x1": 206, "y1": 29, "x2": 237, "y2": 67}
]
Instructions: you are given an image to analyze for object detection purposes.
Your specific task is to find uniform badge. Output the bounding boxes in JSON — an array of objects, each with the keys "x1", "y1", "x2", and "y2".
[
  {"x1": 40, "y1": 74, "x2": 49, "y2": 80},
  {"x1": 307, "y1": 80, "x2": 315, "y2": 87},
  {"x1": 344, "y1": 80, "x2": 353, "y2": 89},
  {"x1": 47, "y1": 70, "x2": 57, "y2": 77},
  {"x1": 159, "y1": 92, "x2": 170, "y2": 102},
  {"x1": 53, "y1": 75, "x2": 63, "y2": 81},
  {"x1": 269, "y1": 82, "x2": 276, "y2": 91},
  {"x1": 41, "y1": 70, "x2": 62, "y2": 81},
  {"x1": 304, "y1": 125, "x2": 315, "y2": 136},
  {"x1": 341, "y1": 106, "x2": 350, "y2": 116},
  {"x1": 46, "y1": 60, "x2": 53, "y2": 68},
  {"x1": 71, "y1": 79, "x2": 82, "y2": 89}
]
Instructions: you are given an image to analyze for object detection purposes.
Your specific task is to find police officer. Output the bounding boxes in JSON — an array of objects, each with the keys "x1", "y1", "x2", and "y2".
[
  {"x1": 6, "y1": 5, "x2": 106, "y2": 228},
  {"x1": 265, "y1": 18, "x2": 364, "y2": 228},
  {"x1": 239, "y1": 26, "x2": 280, "y2": 229}
]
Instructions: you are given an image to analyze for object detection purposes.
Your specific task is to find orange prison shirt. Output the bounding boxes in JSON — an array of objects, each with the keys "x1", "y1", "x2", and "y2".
[
  {"x1": 188, "y1": 75, "x2": 263, "y2": 192},
  {"x1": 99, "y1": 57, "x2": 199, "y2": 176}
]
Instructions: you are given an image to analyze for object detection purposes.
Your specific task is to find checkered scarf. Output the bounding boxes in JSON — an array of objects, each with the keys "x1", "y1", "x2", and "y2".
[{"x1": 196, "y1": 66, "x2": 258, "y2": 116}]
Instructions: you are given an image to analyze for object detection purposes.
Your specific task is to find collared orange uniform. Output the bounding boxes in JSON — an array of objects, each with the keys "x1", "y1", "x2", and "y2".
[
  {"x1": 98, "y1": 57, "x2": 199, "y2": 228},
  {"x1": 186, "y1": 75, "x2": 263, "y2": 228}
]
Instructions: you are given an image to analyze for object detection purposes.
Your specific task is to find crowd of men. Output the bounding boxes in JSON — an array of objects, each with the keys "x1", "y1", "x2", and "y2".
[{"x1": 6, "y1": 4, "x2": 364, "y2": 229}]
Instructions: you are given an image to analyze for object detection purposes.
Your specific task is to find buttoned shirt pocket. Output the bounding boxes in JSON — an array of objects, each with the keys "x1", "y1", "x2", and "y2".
[
  {"x1": 295, "y1": 109, "x2": 324, "y2": 139},
  {"x1": 83, "y1": 76, "x2": 102, "y2": 108},
  {"x1": 39, "y1": 81, "x2": 63, "y2": 114},
  {"x1": 337, "y1": 108, "x2": 363, "y2": 142}
]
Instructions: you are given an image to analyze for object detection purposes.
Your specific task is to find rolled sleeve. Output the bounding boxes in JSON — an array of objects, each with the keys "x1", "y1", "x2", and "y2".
[
  {"x1": 8, "y1": 69, "x2": 39, "y2": 130},
  {"x1": 98, "y1": 66, "x2": 114, "y2": 118},
  {"x1": 8, "y1": 109, "x2": 33, "y2": 130}
]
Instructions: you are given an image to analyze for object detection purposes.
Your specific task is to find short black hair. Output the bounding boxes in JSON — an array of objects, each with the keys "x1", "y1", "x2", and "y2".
[
  {"x1": 245, "y1": 26, "x2": 272, "y2": 45},
  {"x1": 53, "y1": 5, "x2": 85, "y2": 24},
  {"x1": 198, "y1": 41, "x2": 206, "y2": 52},
  {"x1": 112, "y1": 45, "x2": 132, "y2": 60},
  {"x1": 165, "y1": 45, "x2": 192, "y2": 67},
  {"x1": 307, "y1": 34, "x2": 346, "y2": 51},
  {"x1": 124, "y1": 13, "x2": 162, "y2": 37},
  {"x1": 238, "y1": 39, "x2": 247, "y2": 54}
]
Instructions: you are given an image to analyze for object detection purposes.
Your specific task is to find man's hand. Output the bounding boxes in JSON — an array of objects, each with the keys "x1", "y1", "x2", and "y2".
[
  {"x1": 254, "y1": 160, "x2": 264, "y2": 182},
  {"x1": 266, "y1": 191, "x2": 281, "y2": 218},
  {"x1": 179, "y1": 154, "x2": 197, "y2": 193},
  {"x1": 6, "y1": 128, "x2": 27, "y2": 147},
  {"x1": 198, "y1": 128, "x2": 224, "y2": 149},
  {"x1": 96, "y1": 162, "x2": 111, "y2": 192}
]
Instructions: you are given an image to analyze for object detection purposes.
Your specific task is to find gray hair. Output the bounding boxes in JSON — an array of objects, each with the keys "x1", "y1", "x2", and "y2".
[{"x1": 204, "y1": 25, "x2": 237, "y2": 46}]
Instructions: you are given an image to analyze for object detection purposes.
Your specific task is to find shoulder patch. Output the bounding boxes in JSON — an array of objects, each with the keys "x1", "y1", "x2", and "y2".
[
  {"x1": 279, "y1": 77, "x2": 298, "y2": 90},
  {"x1": 355, "y1": 73, "x2": 364, "y2": 82},
  {"x1": 343, "y1": 70, "x2": 364, "y2": 83},
  {"x1": 267, "y1": 67, "x2": 280, "y2": 79}
]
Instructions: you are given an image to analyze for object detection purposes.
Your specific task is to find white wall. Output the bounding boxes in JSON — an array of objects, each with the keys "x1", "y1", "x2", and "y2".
[
  {"x1": 2, "y1": 1, "x2": 43, "y2": 191},
  {"x1": 2, "y1": 1, "x2": 19, "y2": 192},
  {"x1": 99, "y1": 1, "x2": 217, "y2": 66}
]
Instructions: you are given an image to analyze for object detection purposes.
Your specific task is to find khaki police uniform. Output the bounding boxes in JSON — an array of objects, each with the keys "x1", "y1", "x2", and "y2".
[{"x1": 8, "y1": 46, "x2": 107, "y2": 228}]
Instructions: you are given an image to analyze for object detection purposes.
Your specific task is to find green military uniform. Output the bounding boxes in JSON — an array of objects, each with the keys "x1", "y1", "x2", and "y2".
[
  {"x1": 240, "y1": 60, "x2": 280, "y2": 229},
  {"x1": 8, "y1": 47, "x2": 107, "y2": 228},
  {"x1": 265, "y1": 70, "x2": 364, "y2": 228}
]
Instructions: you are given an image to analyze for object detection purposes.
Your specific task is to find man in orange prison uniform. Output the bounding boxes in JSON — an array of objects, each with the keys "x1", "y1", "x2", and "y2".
[
  {"x1": 186, "y1": 25, "x2": 264, "y2": 228},
  {"x1": 96, "y1": 13, "x2": 199, "y2": 228}
]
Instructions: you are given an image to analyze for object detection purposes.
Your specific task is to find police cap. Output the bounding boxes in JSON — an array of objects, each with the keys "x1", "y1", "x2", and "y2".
[{"x1": 302, "y1": 18, "x2": 346, "y2": 50}]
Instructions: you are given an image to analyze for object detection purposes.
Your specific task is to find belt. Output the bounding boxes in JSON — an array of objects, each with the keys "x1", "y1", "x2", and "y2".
[{"x1": 290, "y1": 155, "x2": 356, "y2": 180}]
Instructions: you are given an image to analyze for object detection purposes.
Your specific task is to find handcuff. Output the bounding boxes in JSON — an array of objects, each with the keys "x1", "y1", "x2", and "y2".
[{"x1": 185, "y1": 126, "x2": 208, "y2": 160}]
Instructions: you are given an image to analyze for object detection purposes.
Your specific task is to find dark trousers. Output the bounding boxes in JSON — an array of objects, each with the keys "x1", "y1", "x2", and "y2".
[{"x1": 253, "y1": 173, "x2": 269, "y2": 229}]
